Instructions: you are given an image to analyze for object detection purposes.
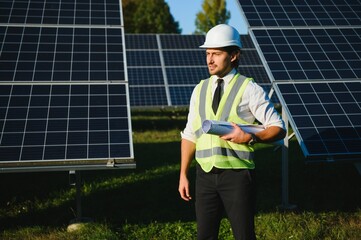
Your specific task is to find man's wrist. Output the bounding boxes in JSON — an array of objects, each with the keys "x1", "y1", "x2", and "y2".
[{"x1": 247, "y1": 133, "x2": 258, "y2": 145}]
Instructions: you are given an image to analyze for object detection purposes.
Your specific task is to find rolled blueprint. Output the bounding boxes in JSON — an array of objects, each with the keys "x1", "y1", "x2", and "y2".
[
  {"x1": 202, "y1": 120, "x2": 264, "y2": 135},
  {"x1": 202, "y1": 120, "x2": 283, "y2": 145}
]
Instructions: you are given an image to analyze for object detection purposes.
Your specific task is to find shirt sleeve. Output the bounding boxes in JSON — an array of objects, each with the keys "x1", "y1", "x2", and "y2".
[
  {"x1": 180, "y1": 85, "x2": 199, "y2": 143},
  {"x1": 245, "y1": 81, "x2": 286, "y2": 130}
]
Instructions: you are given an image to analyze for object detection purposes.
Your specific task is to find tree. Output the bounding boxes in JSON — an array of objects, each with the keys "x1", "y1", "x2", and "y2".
[
  {"x1": 122, "y1": 0, "x2": 181, "y2": 33},
  {"x1": 195, "y1": 0, "x2": 230, "y2": 34},
  {"x1": 122, "y1": 0, "x2": 137, "y2": 32}
]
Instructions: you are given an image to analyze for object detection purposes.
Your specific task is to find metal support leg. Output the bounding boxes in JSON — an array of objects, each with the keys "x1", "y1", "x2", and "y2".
[
  {"x1": 354, "y1": 162, "x2": 361, "y2": 176},
  {"x1": 68, "y1": 170, "x2": 92, "y2": 230},
  {"x1": 280, "y1": 111, "x2": 297, "y2": 210},
  {"x1": 75, "y1": 171, "x2": 82, "y2": 220}
]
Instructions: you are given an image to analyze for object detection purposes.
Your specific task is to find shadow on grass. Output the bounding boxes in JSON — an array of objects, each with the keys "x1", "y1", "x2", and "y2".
[
  {"x1": 0, "y1": 141, "x2": 195, "y2": 230},
  {"x1": 257, "y1": 140, "x2": 361, "y2": 213},
  {"x1": 288, "y1": 140, "x2": 361, "y2": 212},
  {"x1": 0, "y1": 140, "x2": 360, "y2": 231}
]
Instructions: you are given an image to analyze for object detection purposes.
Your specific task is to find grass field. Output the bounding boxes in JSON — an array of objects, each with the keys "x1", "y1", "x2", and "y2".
[{"x1": 0, "y1": 108, "x2": 360, "y2": 239}]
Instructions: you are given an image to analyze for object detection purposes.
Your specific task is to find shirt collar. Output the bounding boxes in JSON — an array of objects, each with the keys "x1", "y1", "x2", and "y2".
[{"x1": 212, "y1": 68, "x2": 237, "y2": 84}]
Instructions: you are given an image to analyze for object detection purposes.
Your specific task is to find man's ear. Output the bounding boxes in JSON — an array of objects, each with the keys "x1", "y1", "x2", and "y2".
[{"x1": 230, "y1": 50, "x2": 241, "y2": 62}]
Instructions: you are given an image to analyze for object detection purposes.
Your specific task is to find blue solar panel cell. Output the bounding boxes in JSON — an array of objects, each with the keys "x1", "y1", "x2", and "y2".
[
  {"x1": 238, "y1": 50, "x2": 263, "y2": 66},
  {"x1": 166, "y1": 67, "x2": 208, "y2": 85},
  {"x1": 126, "y1": 51, "x2": 161, "y2": 67},
  {"x1": 240, "y1": 66, "x2": 271, "y2": 84},
  {"x1": 125, "y1": 34, "x2": 158, "y2": 49},
  {"x1": 163, "y1": 50, "x2": 204, "y2": 66},
  {"x1": 240, "y1": 35, "x2": 256, "y2": 49},
  {"x1": 160, "y1": 35, "x2": 205, "y2": 49},
  {"x1": 169, "y1": 86, "x2": 194, "y2": 106},
  {"x1": 129, "y1": 86, "x2": 168, "y2": 106},
  {"x1": 128, "y1": 68, "x2": 164, "y2": 86}
]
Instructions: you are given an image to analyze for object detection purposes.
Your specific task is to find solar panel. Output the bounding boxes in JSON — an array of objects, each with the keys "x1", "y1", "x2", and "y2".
[
  {"x1": 251, "y1": 28, "x2": 361, "y2": 82},
  {"x1": 127, "y1": 68, "x2": 164, "y2": 86},
  {"x1": 160, "y1": 34, "x2": 204, "y2": 49},
  {"x1": 126, "y1": 50, "x2": 161, "y2": 67},
  {"x1": 166, "y1": 67, "x2": 208, "y2": 85},
  {"x1": 239, "y1": 66, "x2": 269, "y2": 84},
  {"x1": 0, "y1": 83, "x2": 133, "y2": 167},
  {"x1": 0, "y1": 0, "x2": 134, "y2": 171},
  {"x1": 163, "y1": 50, "x2": 204, "y2": 66},
  {"x1": 238, "y1": 0, "x2": 361, "y2": 27},
  {"x1": 275, "y1": 81, "x2": 361, "y2": 160},
  {"x1": 0, "y1": 0, "x2": 122, "y2": 26},
  {"x1": 169, "y1": 86, "x2": 195, "y2": 106},
  {"x1": 237, "y1": 0, "x2": 361, "y2": 208},
  {"x1": 126, "y1": 34, "x2": 273, "y2": 107},
  {"x1": 239, "y1": 49, "x2": 263, "y2": 65},
  {"x1": 159, "y1": 34, "x2": 255, "y2": 49},
  {"x1": 0, "y1": 26, "x2": 125, "y2": 82},
  {"x1": 129, "y1": 86, "x2": 168, "y2": 107},
  {"x1": 125, "y1": 34, "x2": 158, "y2": 49},
  {"x1": 238, "y1": 1, "x2": 361, "y2": 162}
]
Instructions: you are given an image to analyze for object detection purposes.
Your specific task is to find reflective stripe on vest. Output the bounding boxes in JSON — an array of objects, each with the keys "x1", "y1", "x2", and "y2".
[
  {"x1": 196, "y1": 147, "x2": 255, "y2": 159},
  {"x1": 199, "y1": 78, "x2": 208, "y2": 122},
  {"x1": 220, "y1": 75, "x2": 247, "y2": 121}
]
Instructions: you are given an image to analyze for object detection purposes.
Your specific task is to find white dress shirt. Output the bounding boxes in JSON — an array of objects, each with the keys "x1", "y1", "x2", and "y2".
[{"x1": 181, "y1": 69, "x2": 285, "y2": 143}]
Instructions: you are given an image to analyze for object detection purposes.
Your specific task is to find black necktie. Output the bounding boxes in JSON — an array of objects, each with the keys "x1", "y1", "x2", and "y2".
[{"x1": 212, "y1": 79, "x2": 223, "y2": 114}]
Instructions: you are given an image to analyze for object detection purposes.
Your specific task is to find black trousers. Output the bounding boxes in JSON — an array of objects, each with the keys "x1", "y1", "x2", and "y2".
[{"x1": 195, "y1": 164, "x2": 256, "y2": 240}]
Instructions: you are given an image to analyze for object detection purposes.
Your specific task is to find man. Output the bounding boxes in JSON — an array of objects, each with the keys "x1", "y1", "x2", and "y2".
[{"x1": 178, "y1": 24, "x2": 286, "y2": 240}]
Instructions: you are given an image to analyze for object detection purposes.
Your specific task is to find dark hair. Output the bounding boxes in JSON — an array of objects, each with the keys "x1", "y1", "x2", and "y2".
[{"x1": 223, "y1": 46, "x2": 241, "y2": 68}]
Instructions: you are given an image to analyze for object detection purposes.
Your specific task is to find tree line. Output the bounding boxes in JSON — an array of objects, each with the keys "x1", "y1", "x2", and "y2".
[{"x1": 122, "y1": 0, "x2": 230, "y2": 34}]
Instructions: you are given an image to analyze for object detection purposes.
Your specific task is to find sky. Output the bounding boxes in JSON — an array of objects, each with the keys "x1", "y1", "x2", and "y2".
[{"x1": 165, "y1": 0, "x2": 248, "y2": 35}]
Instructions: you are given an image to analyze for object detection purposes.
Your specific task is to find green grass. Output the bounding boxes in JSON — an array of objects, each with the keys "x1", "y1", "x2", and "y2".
[{"x1": 0, "y1": 109, "x2": 360, "y2": 239}]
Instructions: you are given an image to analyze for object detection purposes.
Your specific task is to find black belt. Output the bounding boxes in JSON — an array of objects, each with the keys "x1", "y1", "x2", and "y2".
[
  {"x1": 197, "y1": 164, "x2": 244, "y2": 174},
  {"x1": 210, "y1": 167, "x2": 225, "y2": 174},
  {"x1": 209, "y1": 167, "x2": 248, "y2": 174}
]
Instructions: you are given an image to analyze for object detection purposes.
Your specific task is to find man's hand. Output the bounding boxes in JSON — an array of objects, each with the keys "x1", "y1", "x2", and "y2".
[
  {"x1": 178, "y1": 175, "x2": 192, "y2": 201},
  {"x1": 221, "y1": 123, "x2": 286, "y2": 144},
  {"x1": 220, "y1": 122, "x2": 251, "y2": 144}
]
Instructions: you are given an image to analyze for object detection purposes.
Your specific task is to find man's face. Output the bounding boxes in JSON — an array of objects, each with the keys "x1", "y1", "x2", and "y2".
[{"x1": 206, "y1": 48, "x2": 233, "y2": 78}]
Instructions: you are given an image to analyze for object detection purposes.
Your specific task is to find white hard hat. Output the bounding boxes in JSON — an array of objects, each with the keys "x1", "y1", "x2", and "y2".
[{"x1": 199, "y1": 24, "x2": 242, "y2": 49}]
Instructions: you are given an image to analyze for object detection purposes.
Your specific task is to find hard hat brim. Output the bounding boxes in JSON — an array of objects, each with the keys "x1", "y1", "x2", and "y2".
[{"x1": 199, "y1": 43, "x2": 242, "y2": 49}]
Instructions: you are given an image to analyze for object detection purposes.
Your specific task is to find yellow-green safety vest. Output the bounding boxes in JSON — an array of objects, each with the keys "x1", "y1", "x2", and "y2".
[{"x1": 192, "y1": 73, "x2": 255, "y2": 172}]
